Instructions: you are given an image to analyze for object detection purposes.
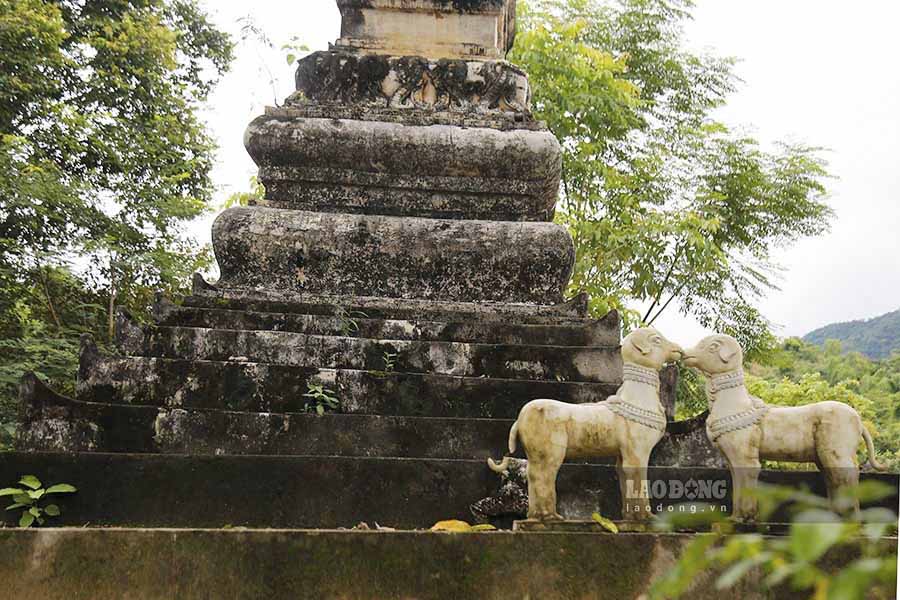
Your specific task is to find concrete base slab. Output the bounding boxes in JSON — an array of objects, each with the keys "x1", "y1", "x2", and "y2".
[{"x1": 1, "y1": 527, "x2": 893, "y2": 600}]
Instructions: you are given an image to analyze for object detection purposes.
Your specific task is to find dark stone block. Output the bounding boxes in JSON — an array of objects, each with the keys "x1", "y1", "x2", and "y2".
[
  {"x1": 184, "y1": 282, "x2": 599, "y2": 323},
  {"x1": 1, "y1": 453, "x2": 895, "y2": 529},
  {"x1": 244, "y1": 114, "x2": 561, "y2": 221},
  {"x1": 213, "y1": 208, "x2": 574, "y2": 304},
  {"x1": 652, "y1": 412, "x2": 727, "y2": 469},
  {"x1": 79, "y1": 356, "x2": 620, "y2": 418},
  {"x1": 293, "y1": 51, "x2": 531, "y2": 118},
  {"x1": 156, "y1": 305, "x2": 620, "y2": 347},
  {"x1": 123, "y1": 325, "x2": 620, "y2": 383},
  {"x1": 20, "y1": 389, "x2": 522, "y2": 459}
]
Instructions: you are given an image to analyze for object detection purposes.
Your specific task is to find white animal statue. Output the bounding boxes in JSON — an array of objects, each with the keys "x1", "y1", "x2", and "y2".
[
  {"x1": 490, "y1": 328, "x2": 683, "y2": 522},
  {"x1": 682, "y1": 333, "x2": 886, "y2": 520}
]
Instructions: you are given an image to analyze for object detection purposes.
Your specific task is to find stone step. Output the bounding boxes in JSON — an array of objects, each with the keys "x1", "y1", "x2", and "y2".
[
  {"x1": 80, "y1": 350, "x2": 619, "y2": 418},
  {"x1": 3, "y1": 528, "x2": 841, "y2": 600},
  {"x1": 1, "y1": 452, "x2": 896, "y2": 530},
  {"x1": 19, "y1": 391, "x2": 517, "y2": 459},
  {"x1": 155, "y1": 304, "x2": 618, "y2": 347},
  {"x1": 120, "y1": 325, "x2": 621, "y2": 383},
  {"x1": 185, "y1": 277, "x2": 605, "y2": 325},
  {"x1": 28, "y1": 373, "x2": 710, "y2": 467}
]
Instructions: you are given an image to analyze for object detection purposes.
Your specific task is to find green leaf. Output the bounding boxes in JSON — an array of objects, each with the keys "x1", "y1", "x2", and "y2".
[
  {"x1": 827, "y1": 558, "x2": 885, "y2": 600},
  {"x1": 29, "y1": 506, "x2": 41, "y2": 517},
  {"x1": 13, "y1": 494, "x2": 33, "y2": 505},
  {"x1": 27, "y1": 489, "x2": 45, "y2": 500},
  {"x1": 789, "y1": 511, "x2": 844, "y2": 563},
  {"x1": 715, "y1": 557, "x2": 759, "y2": 590},
  {"x1": 44, "y1": 504, "x2": 60, "y2": 517},
  {"x1": 764, "y1": 564, "x2": 798, "y2": 588},
  {"x1": 591, "y1": 512, "x2": 619, "y2": 533},
  {"x1": 19, "y1": 475, "x2": 41, "y2": 490},
  {"x1": 19, "y1": 512, "x2": 35, "y2": 528},
  {"x1": 5, "y1": 503, "x2": 26, "y2": 511},
  {"x1": 44, "y1": 484, "x2": 77, "y2": 494},
  {"x1": 0, "y1": 487, "x2": 25, "y2": 497}
]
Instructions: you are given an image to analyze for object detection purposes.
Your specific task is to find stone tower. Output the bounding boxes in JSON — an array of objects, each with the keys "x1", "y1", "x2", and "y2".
[{"x1": 17, "y1": 0, "x2": 623, "y2": 523}]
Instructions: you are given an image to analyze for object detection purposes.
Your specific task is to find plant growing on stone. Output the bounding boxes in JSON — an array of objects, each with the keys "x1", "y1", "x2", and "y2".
[
  {"x1": 334, "y1": 307, "x2": 368, "y2": 337},
  {"x1": 382, "y1": 351, "x2": 399, "y2": 374},
  {"x1": 303, "y1": 383, "x2": 340, "y2": 415},
  {"x1": 1, "y1": 474, "x2": 76, "y2": 527}
]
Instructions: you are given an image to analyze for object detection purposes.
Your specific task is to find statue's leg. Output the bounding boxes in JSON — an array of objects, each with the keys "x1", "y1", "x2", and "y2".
[
  {"x1": 718, "y1": 434, "x2": 759, "y2": 522},
  {"x1": 620, "y1": 447, "x2": 651, "y2": 521},
  {"x1": 817, "y1": 420, "x2": 863, "y2": 516},
  {"x1": 615, "y1": 455, "x2": 630, "y2": 518},
  {"x1": 818, "y1": 455, "x2": 861, "y2": 516},
  {"x1": 526, "y1": 446, "x2": 566, "y2": 521}
]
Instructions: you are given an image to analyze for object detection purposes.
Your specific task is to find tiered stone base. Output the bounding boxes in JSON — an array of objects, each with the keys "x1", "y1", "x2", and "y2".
[{"x1": 19, "y1": 277, "x2": 624, "y2": 461}]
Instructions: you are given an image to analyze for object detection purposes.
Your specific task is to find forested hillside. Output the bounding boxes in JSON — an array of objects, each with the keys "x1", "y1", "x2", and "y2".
[
  {"x1": 804, "y1": 308, "x2": 900, "y2": 359},
  {"x1": 747, "y1": 338, "x2": 900, "y2": 469}
]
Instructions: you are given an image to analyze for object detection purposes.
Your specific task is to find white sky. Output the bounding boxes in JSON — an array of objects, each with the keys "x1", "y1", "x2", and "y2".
[{"x1": 194, "y1": 0, "x2": 900, "y2": 341}]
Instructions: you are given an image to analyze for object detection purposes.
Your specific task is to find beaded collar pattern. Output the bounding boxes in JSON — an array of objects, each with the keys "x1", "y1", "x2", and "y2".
[
  {"x1": 622, "y1": 363, "x2": 660, "y2": 390},
  {"x1": 705, "y1": 370, "x2": 770, "y2": 441},
  {"x1": 605, "y1": 363, "x2": 666, "y2": 432}
]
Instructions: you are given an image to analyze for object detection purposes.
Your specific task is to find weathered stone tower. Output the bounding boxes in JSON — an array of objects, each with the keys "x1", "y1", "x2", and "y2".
[
  {"x1": 19, "y1": 0, "x2": 623, "y2": 482},
  {"x1": 5, "y1": 3, "x2": 897, "y2": 597}
]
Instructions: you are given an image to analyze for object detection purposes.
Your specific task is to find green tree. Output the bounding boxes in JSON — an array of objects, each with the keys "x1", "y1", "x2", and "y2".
[
  {"x1": 1, "y1": 0, "x2": 232, "y2": 333},
  {"x1": 511, "y1": 0, "x2": 833, "y2": 354},
  {"x1": 0, "y1": 0, "x2": 233, "y2": 447}
]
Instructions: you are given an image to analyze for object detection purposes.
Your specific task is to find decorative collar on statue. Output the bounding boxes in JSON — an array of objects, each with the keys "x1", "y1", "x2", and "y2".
[
  {"x1": 622, "y1": 363, "x2": 660, "y2": 390},
  {"x1": 705, "y1": 369, "x2": 745, "y2": 402}
]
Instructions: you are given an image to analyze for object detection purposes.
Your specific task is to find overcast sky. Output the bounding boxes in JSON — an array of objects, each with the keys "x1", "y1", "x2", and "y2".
[{"x1": 194, "y1": 0, "x2": 900, "y2": 341}]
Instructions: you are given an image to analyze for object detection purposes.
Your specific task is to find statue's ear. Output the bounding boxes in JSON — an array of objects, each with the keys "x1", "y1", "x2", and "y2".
[
  {"x1": 631, "y1": 335, "x2": 651, "y2": 355},
  {"x1": 718, "y1": 343, "x2": 739, "y2": 364}
]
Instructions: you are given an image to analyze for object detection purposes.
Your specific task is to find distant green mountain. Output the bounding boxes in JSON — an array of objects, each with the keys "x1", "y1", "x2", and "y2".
[{"x1": 803, "y1": 308, "x2": 900, "y2": 359}]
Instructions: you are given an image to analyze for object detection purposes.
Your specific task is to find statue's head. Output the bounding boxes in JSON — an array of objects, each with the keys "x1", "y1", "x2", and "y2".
[
  {"x1": 621, "y1": 327, "x2": 683, "y2": 370},
  {"x1": 682, "y1": 334, "x2": 743, "y2": 375}
]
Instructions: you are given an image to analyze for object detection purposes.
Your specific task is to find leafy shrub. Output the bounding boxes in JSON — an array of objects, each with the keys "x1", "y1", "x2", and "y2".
[{"x1": 0, "y1": 474, "x2": 77, "y2": 527}]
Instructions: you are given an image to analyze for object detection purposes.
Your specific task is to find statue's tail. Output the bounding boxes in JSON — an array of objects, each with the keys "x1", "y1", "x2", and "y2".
[
  {"x1": 508, "y1": 419, "x2": 519, "y2": 454},
  {"x1": 861, "y1": 419, "x2": 887, "y2": 471},
  {"x1": 487, "y1": 456, "x2": 510, "y2": 473}
]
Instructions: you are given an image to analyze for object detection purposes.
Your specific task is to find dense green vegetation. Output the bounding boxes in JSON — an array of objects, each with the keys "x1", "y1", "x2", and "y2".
[
  {"x1": 0, "y1": 0, "x2": 233, "y2": 447},
  {"x1": 804, "y1": 308, "x2": 900, "y2": 360}
]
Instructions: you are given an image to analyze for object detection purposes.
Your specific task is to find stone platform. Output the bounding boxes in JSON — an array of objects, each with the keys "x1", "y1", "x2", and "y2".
[
  {"x1": 2, "y1": 528, "x2": 893, "y2": 600},
  {"x1": 2, "y1": 452, "x2": 896, "y2": 529}
]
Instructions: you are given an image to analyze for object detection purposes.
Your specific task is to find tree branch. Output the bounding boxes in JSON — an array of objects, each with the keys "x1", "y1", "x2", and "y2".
[
  {"x1": 647, "y1": 279, "x2": 689, "y2": 326},
  {"x1": 37, "y1": 265, "x2": 62, "y2": 331},
  {"x1": 642, "y1": 242, "x2": 684, "y2": 323}
]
